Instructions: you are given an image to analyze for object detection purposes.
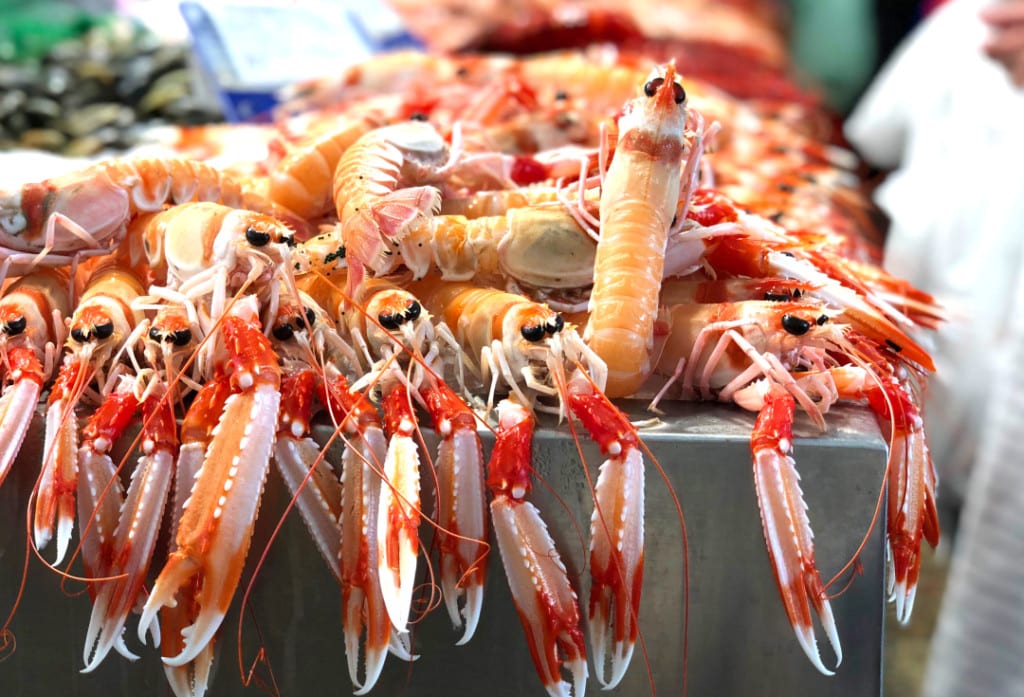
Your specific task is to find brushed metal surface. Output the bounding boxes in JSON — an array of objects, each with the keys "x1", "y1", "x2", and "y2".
[{"x1": 0, "y1": 402, "x2": 886, "y2": 697}]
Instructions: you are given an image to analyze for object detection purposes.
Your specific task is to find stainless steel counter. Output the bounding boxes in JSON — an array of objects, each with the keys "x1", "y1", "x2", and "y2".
[{"x1": 0, "y1": 402, "x2": 886, "y2": 697}]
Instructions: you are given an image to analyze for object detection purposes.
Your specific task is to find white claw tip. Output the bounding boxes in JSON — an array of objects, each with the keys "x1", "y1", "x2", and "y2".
[{"x1": 794, "y1": 623, "x2": 836, "y2": 677}]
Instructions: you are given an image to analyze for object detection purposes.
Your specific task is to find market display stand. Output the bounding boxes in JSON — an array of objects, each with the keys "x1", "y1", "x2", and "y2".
[{"x1": 0, "y1": 402, "x2": 885, "y2": 697}]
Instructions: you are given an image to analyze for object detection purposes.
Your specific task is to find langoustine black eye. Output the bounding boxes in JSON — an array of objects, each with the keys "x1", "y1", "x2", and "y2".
[
  {"x1": 92, "y1": 321, "x2": 114, "y2": 340},
  {"x1": 71, "y1": 327, "x2": 89, "y2": 343},
  {"x1": 643, "y1": 77, "x2": 665, "y2": 97},
  {"x1": 545, "y1": 315, "x2": 564, "y2": 334},
  {"x1": 245, "y1": 227, "x2": 271, "y2": 246},
  {"x1": 520, "y1": 324, "x2": 545, "y2": 342},
  {"x1": 643, "y1": 77, "x2": 686, "y2": 104},
  {"x1": 672, "y1": 82, "x2": 686, "y2": 104},
  {"x1": 378, "y1": 312, "x2": 402, "y2": 330},
  {"x1": 272, "y1": 323, "x2": 294, "y2": 341},
  {"x1": 2, "y1": 315, "x2": 26, "y2": 335},
  {"x1": 172, "y1": 328, "x2": 192, "y2": 346},
  {"x1": 781, "y1": 314, "x2": 811, "y2": 336}
]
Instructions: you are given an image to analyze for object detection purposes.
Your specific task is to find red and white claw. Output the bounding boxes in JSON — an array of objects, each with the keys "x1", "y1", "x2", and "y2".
[
  {"x1": 340, "y1": 433, "x2": 389, "y2": 695},
  {"x1": 420, "y1": 379, "x2": 487, "y2": 645},
  {"x1": 378, "y1": 381, "x2": 422, "y2": 634},
  {"x1": 864, "y1": 375, "x2": 939, "y2": 625},
  {"x1": 488, "y1": 399, "x2": 588, "y2": 697},
  {"x1": 751, "y1": 384, "x2": 841, "y2": 676},
  {"x1": 887, "y1": 426, "x2": 934, "y2": 625},
  {"x1": 819, "y1": 366, "x2": 940, "y2": 625},
  {"x1": 324, "y1": 369, "x2": 390, "y2": 694},
  {"x1": 37, "y1": 360, "x2": 91, "y2": 564},
  {"x1": 567, "y1": 373, "x2": 644, "y2": 690},
  {"x1": 82, "y1": 390, "x2": 176, "y2": 673},
  {"x1": 0, "y1": 346, "x2": 44, "y2": 486},
  {"x1": 138, "y1": 309, "x2": 281, "y2": 668},
  {"x1": 273, "y1": 370, "x2": 343, "y2": 581},
  {"x1": 75, "y1": 379, "x2": 138, "y2": 668},
  {"x1": 146, "y1": 379, "x2": 226, "y2": 697},
  {"x1": 76, "y1": 429, "x2": 125, "y2": 609}
]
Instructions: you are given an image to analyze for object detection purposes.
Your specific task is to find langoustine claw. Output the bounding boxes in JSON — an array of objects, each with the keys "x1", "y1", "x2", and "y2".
[
  {"x1": 82, "y1": 386, "x2": 176, "y2": 672},
  {"x1": 566, "y1": 370, "x2": 644, "y2": 689},
  {"x1": 158, "y1": 372, "x2": 234, "y2": 697},
  {"x1": 420, "y1": 376, "x2": 487, "y2": 645},
  {"x1": 0, "y1": 346, "x2": 46, "y2": 484},
  {"x1": 378, "y1": 380, "x2": 422, "y2": 635},
  {"x1": 138, "y1": 303, "x2": 281, "y2": 669},
  {"x1": 488, "y1": 398, "x2": 587, "y2": 697},
  {"x1": 75, "y1": 378, "x2": 134, "y2": 663},
  {"x1": 751, "y1": 384, "x2": 841, "y2": 676},
  {"x1": 829, "y1": 366, "x2": 939, "y2": 624},
  {"x1": 36, "y1": 263, "x2": 145, "y2": 564},
  {"x1": 876, "y1": 374, "x2": 939, "y2": 625},
  {"x1": 321, "y1": 366, "x2": 390, "y2": 695},
  {"x1": 273, "y1": 369, "x2": 343, "y2": 581},
  {"x1": 0, "y1": 268, "x2": 69, "y2": 486}
]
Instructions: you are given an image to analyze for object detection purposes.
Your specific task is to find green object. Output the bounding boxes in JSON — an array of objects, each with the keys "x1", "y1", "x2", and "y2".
[
  {"x1": 788, "y1": 0, "x2": 878, "y2": 114},
  {"x1": 0, "y1": 1, "x2": 97, "y2": 62}
]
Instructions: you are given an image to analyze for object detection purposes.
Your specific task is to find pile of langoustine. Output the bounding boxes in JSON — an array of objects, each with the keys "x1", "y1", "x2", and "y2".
[{"x1": 0, "y1": 49, "x2": 940, "y2": 697}]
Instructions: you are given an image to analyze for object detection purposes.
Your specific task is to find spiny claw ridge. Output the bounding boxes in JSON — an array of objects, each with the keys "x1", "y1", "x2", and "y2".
[
  {"x1": 82, "y1": 447, "x2": 174, "y2": 673},
  {"x1": 137, "y1": 553, "x2": 196, "y2": 647},
  {"x1": 148, "y1": 383, "x2": 279, "y2": 668},
  {"x1": 339, "y1": 426, "x2": 390, "y2": 695},
  {"x1": 588, "y1": 445, "x2": 645, "y2": 690},
  {"x1": 752, "y1": 388, "x2": 842, "y2": 676},
  {"x1": 425, "y1": 386, "x2": 487, "y2": 646},
  {"x1": 0, "y1": 378, "x2": 41, "y2": 486},
  {"x1": 388, "y1": 628, "x2": 419, "y2": 661},
  {"x1": 273, "y1": 438, "x2": 343, "y2": 581},
  {"x1": 38, "y1": 394, "x2": 80, "y2": 564},
  {"x1": 343, "y1": 586, "x2": 389, "y2": 696},
  {"x1": 491, "y1": 498, "x2": 588, "y2": 697}
]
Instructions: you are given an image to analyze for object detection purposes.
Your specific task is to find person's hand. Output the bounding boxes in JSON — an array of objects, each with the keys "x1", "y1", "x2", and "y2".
[{"x1": 980, "y1": 2, "x2": 1024, "y2": 86}]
